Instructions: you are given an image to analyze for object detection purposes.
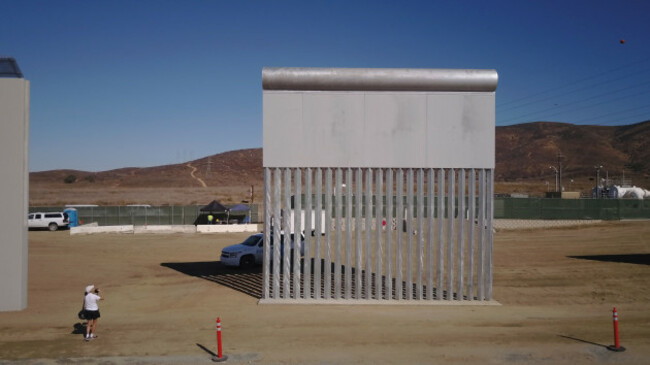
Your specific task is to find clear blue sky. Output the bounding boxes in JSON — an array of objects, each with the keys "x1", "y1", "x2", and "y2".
[{"x1": 2, "y1": 0, "x2": 648, "y2": 172}]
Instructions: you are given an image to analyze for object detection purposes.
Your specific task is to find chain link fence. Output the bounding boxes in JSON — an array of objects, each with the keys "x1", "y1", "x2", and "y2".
[
  {"x1": 30, "y1": 198, "x2": 647, "y2": 227},
  {"x1": 29, "y1": 204, "x2": 260, "y2": 226},
  {"x1": 494, "y1": 198, "x2": 650, "y2": 220}
]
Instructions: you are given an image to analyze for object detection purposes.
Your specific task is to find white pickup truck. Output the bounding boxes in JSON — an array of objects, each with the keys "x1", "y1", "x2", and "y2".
[
  {"x1": 28, "y1": 212, "x2": 69, "y2": 231},
  {"x1": 220, "y1": 232, "x2": 305, "y2": 268}
]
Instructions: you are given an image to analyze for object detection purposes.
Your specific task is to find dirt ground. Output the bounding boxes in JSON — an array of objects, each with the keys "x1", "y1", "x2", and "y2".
[{"x1": 1, "y1": 221, "x2": 649, "y2": 364}]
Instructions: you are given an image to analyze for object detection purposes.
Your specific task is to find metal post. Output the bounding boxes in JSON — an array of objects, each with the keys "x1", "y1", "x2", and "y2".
[
  {"x1": 283, "y1": 168, "x2": 291, "y2": 298},
  {"x1": 272, "y1": 168, "x2": 281, "y2": 299},
  {"x1": 355, "y1": 168, "x2": 363, "y2": 299},
  {"x1": 293, "y1": 168, "x2": 302, "y2": 298},
  {"x1": 334, "y1": 168, "x2": 342, "y2": 299},
  {"x1": 314, "y1": 168, "x2": 322, "y2": 300},
  {"x1": 446, "y1": 168, "x2": 455, "y2": 300},
  {"x1": 263, "y1": 168, "x2": 271, "y2": 299},
  {"x1": 365, "y1": 169, "x2": 373, "y2": 299},
  {"x1": 304, "y1": 168, "x2": 312, "y2": 298},
  {"x1": 396, "y1": 169, "x2": 403, "y2": 300},
  {"x1": 324, "y1": 168, "x2": 332, "y2": 299},
  {"x1": 386, "y1": 168, "x2": 394, "y2": 300},
  {"x1": 375, "y1": 169, "x2": 383, "y2": 300},
  {"x1": 426, "y1": 168, "x2": 434, "y2": 300},
  {"x1": 345, "y1": 168, "x2": 353, "y2": 299},
  {"x1": 416, "y1": 169, "x2": 424, "y2": 300},
  {"x1": 477, "y1": 169, "x2": 486, "y2": 300},
  {"x1": 457, "y1": 168, "x2": 465, "y2": 300},
  {"x1": 486, "y1": 169, "x2": 494, "y2": 300},
  {"x1": 406, "y1": 169, "x2": 414, "y2": 300},
  {"x1": 436, "y1": 168, "x2": 445, "y2": 300},
  {"x1": 467, "y1": 169, "x2": 476, "y2": 301}
]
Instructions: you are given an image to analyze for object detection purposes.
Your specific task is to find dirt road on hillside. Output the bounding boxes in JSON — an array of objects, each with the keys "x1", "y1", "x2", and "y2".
[{"x1": 1, "y1": 221, "x2": 649, "y2": 364}]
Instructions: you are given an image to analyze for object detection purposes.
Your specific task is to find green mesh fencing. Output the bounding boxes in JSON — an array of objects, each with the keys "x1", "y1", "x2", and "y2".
[
  {"x1": 494, "y1": 198, "x2": 650, "y2": 220},
  {"x1": 29, "y1": 204, "x2": 260, "y2": 226},
  {"x1": 30, "y1": 199, "x2": 647, "y2": 225}
]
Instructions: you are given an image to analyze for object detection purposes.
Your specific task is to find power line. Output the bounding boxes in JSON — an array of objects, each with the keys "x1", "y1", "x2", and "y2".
[
  {"x1": 574, "y1": 103, "x2": 650, "y2": 124},
  {"x1": 499, "y1": 83, "x2": 650, "y2": 124},
  {"x1": 498, "y1": 66, "x2": 650, "y2": 114},
  {"x1": 497, "y1": 56, "x2": 650, "y2": 109},
  {"x1": 497, "y1": 54, "x2": 650, "y2": 125}
]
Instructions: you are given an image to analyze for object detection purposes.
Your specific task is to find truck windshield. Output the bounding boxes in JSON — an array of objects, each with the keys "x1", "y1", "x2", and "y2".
[{"x1": 241, "y1": 235, "x2": 261, "y2": 246}]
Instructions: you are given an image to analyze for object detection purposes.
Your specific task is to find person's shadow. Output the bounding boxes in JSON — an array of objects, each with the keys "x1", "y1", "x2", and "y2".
[{"x1": 72, "y1": 322, "x2": 87, "y2": 336}]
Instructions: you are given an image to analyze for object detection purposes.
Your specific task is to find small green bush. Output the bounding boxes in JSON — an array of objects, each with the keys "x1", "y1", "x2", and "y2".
[{"x1": 63, "y1": 174, "x2": 77, "y2": 184}]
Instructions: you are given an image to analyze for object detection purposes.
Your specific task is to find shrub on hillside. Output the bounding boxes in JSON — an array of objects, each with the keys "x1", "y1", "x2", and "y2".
[{"x1": 63, "y1": 174, "x2": 76, "y2": 184}]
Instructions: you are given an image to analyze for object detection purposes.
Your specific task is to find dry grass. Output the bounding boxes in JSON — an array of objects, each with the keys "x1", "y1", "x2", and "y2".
[
  {"x1": 29, "y1": 180, "x2": 595, "y2": 207},
  {"x1": 29, "y1": 185, "x2": 263, "y2": 206},
  {"x1": 0, "y1": 221, "x2": 648, "y2": 364}
]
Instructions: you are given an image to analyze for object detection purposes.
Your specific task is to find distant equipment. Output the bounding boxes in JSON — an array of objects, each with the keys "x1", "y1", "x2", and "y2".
[{"x1": 594, "y1": 185, "x2": 650, "y2": 199}]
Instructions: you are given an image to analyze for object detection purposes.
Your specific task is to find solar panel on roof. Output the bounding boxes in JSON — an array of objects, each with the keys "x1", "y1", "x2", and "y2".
[{"x1": 0, "y1": 57, "x2": 23, "y2": 78}]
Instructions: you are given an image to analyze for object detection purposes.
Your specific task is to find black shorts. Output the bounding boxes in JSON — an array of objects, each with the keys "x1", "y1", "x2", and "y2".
[{"x1": 84, "y1": 310, "x2": 100, "y2": 320}]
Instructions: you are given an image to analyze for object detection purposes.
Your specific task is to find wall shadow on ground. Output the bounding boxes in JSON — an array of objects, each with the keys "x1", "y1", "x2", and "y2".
[
  {"x1": 161, "y1": 261, "x2": 264, "y2": 299},
  {"x1": 161, "y1": 259, "x2": 466, "y2": 300},
  {"x1": 568, "y1": 254, "x2": 650, "y2": 266}
]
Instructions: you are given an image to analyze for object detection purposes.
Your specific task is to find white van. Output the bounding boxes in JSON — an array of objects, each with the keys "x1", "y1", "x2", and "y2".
[{"x1": 28, "y1": 212, "x2": 69, "y2": 231}]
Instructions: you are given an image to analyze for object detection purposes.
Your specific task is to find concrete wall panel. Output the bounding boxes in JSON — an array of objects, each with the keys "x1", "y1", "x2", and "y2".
[
  {"x1": 263, "y1": 91, "x2": 494, "y2": 168},
  {"x1": 0, "y1": 79, "x2": 30, "y2": 311}
]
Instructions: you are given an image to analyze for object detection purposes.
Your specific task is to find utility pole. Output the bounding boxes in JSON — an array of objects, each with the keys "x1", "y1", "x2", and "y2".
[
  {"x1": 550, "y1": 166, "x2": 559, "y2": 192},
  {"x1": 557, "y1": 152, "x2": 564, "y2": 192},
  {"x1": 595, "y1": 165, "x2": 603, "y2": 198}
]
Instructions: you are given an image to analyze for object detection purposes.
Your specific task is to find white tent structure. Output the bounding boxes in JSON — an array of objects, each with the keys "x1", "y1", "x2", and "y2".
[{"x1": 608, "y1": 185, "x2": 650, "y2": 200}]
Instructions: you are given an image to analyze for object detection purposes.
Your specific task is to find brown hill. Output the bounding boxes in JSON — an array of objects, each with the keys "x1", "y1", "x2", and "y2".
[
  {"x1": 29, "y1": 122, "x2": 650, "y2": 205},
  {"x1": 30, "y1": 148, "x2": 263, "y2": 189},
  {"x1": 29, "y1": 148, "x2": 264, "y2": 206},
  {"x1": 496, "y1": 121, "x2": 650, "y2": 182}
]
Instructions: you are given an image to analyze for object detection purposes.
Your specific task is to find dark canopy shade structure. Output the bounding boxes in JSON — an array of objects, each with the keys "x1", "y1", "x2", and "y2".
[
  {"x1": 229, "y1": 204, "x2": 250, "y2": 212},
  {"x1": 200, "y1": 200, "x2": 228, "y2": 212},
  {"x1": 227, "y1": 203, "x2": 251, "y2": 223}
]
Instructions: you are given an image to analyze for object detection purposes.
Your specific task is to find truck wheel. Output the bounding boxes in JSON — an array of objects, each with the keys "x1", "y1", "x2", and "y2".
[
  {"x1": 48, "y1": 223, "x2": 58, "y2": 231},
  {"x1": 240, "y1": 255, "x2": 255, "y2": 269}
]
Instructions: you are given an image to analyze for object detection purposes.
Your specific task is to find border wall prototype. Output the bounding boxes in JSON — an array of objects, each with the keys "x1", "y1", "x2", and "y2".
[
  {"x1": 261, "y1": 68, "x2": 497, "y2": 303},
  {"x1": 0, "y1": 67, "x2": 30, "y2": 311}
]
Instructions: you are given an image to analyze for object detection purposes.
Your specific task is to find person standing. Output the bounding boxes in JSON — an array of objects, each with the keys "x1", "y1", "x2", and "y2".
[
  {"x1": 83, "y1": 285, "x2": 103, "y2": 341},
  {"x1": 207, "y1": 214, "x2": 214, "y2": 225}
]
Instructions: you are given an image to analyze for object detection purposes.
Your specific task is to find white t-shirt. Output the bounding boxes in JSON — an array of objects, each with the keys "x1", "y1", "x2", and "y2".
[{"x1": 84, "y1": 292, "x2": 101, "y2": 311}]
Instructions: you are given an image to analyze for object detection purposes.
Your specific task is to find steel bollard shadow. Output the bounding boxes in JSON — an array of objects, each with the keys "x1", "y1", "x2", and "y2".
[
  {"x1": 161, "y1": 261, "x2": 263, "y2": 299},
  {"x1": 162, "y1": 259, "x2": 466, "y2": 301},
  {"x1": 568, "y1": 253, "x2": 650, "y2": 266}
]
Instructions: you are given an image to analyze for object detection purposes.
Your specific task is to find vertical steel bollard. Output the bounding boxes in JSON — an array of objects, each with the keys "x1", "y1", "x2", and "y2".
[
  {"x1": 607, "y1": 307, "x2": 626, "y2": 352},
  {"x1": 212, "y1": 317, "x2": 228, "y2": 362}
]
